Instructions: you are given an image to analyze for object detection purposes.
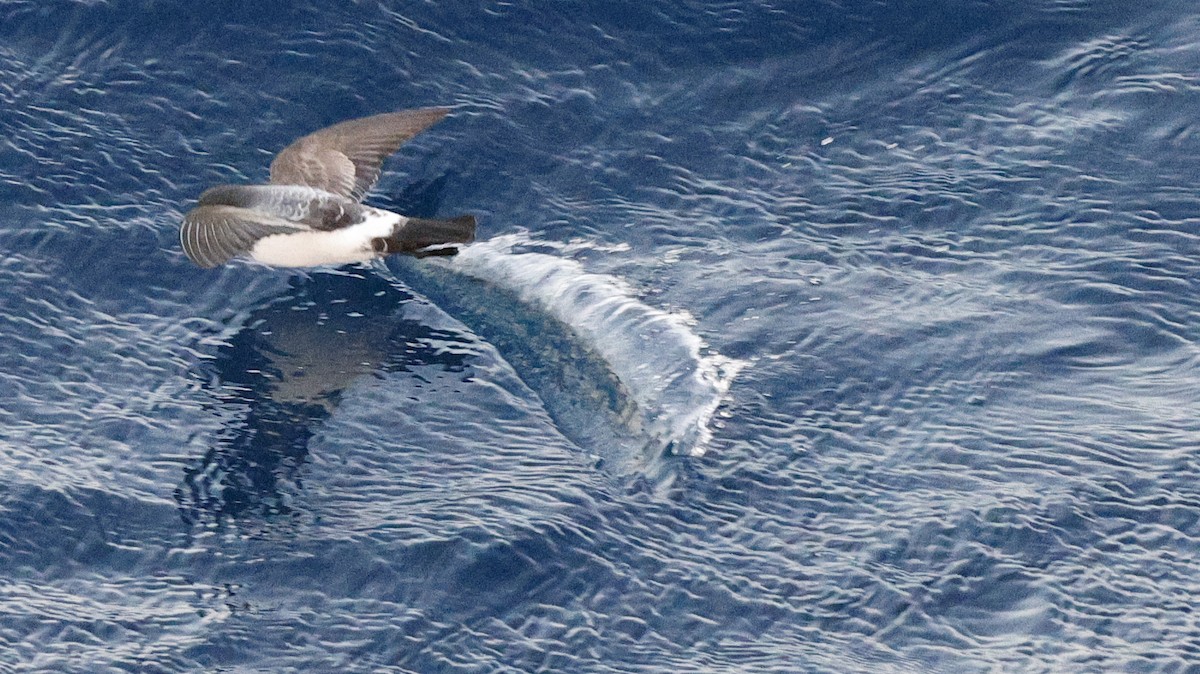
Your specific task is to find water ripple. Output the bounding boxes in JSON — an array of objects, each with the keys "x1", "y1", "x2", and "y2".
[{"x1": 3, "y1": 0, "x2": 1200, "y2": 671}]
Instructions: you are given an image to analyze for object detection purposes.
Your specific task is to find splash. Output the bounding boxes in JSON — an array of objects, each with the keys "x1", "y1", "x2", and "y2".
[{"x1": 446, "y1": 234, "x2": 744, "y2": 456}]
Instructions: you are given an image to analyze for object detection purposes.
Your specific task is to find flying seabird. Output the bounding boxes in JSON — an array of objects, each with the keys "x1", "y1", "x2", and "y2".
[{"x1": 179, "y1": 107, "x2": 476, "y2": 268}]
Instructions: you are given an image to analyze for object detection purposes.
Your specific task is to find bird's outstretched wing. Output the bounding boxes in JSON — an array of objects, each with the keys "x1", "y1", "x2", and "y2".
[
  {"x1": 267, "y1": 107, "x2": 450, "y2": 202},
  {"x1": 180, "y1": 205, "x2": 307, "y2": 268}
]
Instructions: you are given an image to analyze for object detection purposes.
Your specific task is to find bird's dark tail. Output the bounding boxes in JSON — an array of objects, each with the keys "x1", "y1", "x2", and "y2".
[{"x1": 375, "y1": 215, "x2": 477, "y2": 258}]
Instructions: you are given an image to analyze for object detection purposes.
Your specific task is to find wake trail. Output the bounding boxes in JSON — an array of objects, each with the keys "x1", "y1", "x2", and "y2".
[{"x1": 447, "y1": 234, "x2": 744, "y2": 456}]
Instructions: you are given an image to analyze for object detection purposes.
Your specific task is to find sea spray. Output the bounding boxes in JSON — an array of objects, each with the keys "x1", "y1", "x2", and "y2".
[{"x1": 419, "y1": 234, "x2": 744, "y2": 457}]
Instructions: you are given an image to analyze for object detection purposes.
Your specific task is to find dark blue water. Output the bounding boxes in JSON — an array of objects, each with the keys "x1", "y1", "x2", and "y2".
[{"x1": 4, "y1": 1, "x2": 1200, "y2": 672}]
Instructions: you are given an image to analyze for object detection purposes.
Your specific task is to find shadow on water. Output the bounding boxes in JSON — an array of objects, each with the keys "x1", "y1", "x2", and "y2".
[{"x1": 175, "y1": 268, "x2": 472, "y2": 526}]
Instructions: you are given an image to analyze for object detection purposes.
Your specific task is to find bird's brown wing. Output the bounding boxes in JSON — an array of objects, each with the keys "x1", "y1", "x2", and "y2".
[{"x1": 267, "y1": 107, "x2": 450, "y2": 202}]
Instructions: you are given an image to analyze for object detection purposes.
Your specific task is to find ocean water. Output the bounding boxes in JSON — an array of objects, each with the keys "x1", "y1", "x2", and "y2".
[{"x1": 3, "y1": 1, "x2": 1200, "y2": 672}]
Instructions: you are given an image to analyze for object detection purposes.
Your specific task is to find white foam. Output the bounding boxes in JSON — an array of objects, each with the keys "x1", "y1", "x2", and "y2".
[{"x1": 448, "y1": 234, "x2": 744, "y2": 456}]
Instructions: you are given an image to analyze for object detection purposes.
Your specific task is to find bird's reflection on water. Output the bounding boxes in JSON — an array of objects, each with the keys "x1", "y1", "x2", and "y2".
[{"x1": 176, "y1": 268, "x2": 472, "y2": 526}]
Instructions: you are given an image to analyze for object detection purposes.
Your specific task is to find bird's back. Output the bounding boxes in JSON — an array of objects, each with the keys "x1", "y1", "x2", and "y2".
[{"x1": 198, "y1": 184, "x2": 365, "y2": 230}]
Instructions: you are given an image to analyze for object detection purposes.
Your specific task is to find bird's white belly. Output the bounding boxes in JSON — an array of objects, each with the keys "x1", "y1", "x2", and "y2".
[{"x1": 249, "y1": 209, "x2": 402, "y2": 267}]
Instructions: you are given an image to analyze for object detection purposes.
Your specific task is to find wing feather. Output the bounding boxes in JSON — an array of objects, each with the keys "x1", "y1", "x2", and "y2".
[
  {"x1": 180, "y1": 205, "x2": 308, "y2": 268},
  {"x1": 268, "y1": 107, "x2": 450, "y2": 202}
]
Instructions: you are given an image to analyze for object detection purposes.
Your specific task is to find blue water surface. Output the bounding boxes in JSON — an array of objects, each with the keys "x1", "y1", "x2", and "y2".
[{"x1": 3, "y1": 1, "x2": 1200, "y2": 672}]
